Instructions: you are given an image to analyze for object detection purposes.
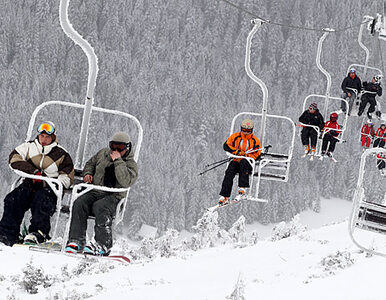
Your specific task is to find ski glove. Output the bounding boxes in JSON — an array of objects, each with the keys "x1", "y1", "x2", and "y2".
[
  {"x1": 235, "y1": 150, "x2": 245, "y2": 156},
  {"x1": 32, "y1": 171, "x2": 42, "y2": 184}
]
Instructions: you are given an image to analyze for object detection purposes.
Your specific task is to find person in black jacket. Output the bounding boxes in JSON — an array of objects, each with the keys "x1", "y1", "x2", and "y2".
[
  {"x1": 340, "y1": 68, "x2": 362, "y2": 115},
  {"x1": 358, "y1": 75, "x2": 383, "y2": 119},
  {"x1": 299, "y1": 103, "x2": 324, "y2": 157}
]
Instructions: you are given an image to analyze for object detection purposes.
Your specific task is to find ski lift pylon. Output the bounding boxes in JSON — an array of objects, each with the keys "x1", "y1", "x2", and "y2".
[{"x1": 223, "y1": 19, "x2": 296, "y2": 203}]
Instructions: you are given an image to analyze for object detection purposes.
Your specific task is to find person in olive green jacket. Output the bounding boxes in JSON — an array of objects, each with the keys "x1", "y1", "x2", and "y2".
[{"x1": 66, "y1": 132, "x2": 138, "y2": 256}]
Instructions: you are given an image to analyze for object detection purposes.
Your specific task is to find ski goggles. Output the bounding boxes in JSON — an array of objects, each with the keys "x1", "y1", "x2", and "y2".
[
  {"x1": 241, "y1": 128, "x2": 253, "y2": 134},
  {"x1": 109, "y1": 141, "x2": 128, "y2": 152},
  {"x1": 37, "y1": 122, "x2": 55, "y2": 135}
]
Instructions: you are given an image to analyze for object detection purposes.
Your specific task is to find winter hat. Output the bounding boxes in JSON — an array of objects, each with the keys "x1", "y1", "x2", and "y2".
[
  {"x1": 367, "y1": 119, "x2": 373, "y2": 126},
  {"x1": 309, "y1": 103, "x2": 318, "y2": 110},
  {"x1": 241, "y1": 119, "x2": 254, "y2": 130},
  {"x1": 110, "y1": 132, "x2": 130, "y2": 144},
  {"x1": 374, "y1": 74, "x2": 383, "y2": 83},
  {"x1": 349, "y1": 67, "x2": 356, "y2": 73}
]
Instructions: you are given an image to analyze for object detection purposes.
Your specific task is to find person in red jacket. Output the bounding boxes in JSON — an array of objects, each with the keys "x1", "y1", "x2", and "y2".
[
  {"x1": 361, "y1": 119, "x2": 375, "y2": 149},
  {"x1": 218, "y1": 119, "x2": 261, "y2": 206},
  {"x1": 320, "y1": 112, "x2": 341, "y2": 158},
  {"x1": 373, "y1": 122, "x2": 386, "y2": 148}
]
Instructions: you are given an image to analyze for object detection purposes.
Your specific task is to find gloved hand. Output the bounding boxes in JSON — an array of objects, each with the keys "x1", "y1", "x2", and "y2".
[
  {"x1": 33, "y1": 171, "x2": 42, "y2": 184},
  {"x1": 319, "y1": 133, "x2": 323, "y2": 139},
  {"x1": 235, "y1": 150, "x2": 245, "y2": 156}
]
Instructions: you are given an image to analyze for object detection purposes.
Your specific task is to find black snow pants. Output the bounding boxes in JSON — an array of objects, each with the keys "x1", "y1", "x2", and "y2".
[
  {"x1": 358, "y1": 96, "x2": 376, "y2": 116},
  {"x1": 373, "y1": 138, "x2": 385, "y2": 148},
  {"x1": 377, "y1": 160, "x2": 385, "y2": 170},
  {"x1": 301, "y1": 127, "x2": 318, "y2": 147},
  {"x1": 0, "y1": 182, "x2": 57, "y2": 246},
  {"x1": 68, "y1": 190, "x2": 120, "y2": 249},
  {"x1": 321, "y1": 133, "x2": 339, "y2": 153},
  {"x1": 219, "y1": 159, "x2": 252, "y2": 198}
]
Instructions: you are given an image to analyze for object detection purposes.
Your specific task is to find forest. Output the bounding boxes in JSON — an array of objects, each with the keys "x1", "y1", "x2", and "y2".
[{"x1": 0, "y1": 0, "x2": 384, "y2": 236}]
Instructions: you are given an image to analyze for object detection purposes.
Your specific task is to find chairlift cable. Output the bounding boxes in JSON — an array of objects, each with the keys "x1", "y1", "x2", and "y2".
[{"x1": 219, "y1": 0, "x2": 371, "y2": 33}]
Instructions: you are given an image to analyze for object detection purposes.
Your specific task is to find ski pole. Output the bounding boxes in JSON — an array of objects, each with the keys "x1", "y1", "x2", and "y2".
[
  {"x1": 198, "y1": 159, "x2": 231, "y2": 176},
  {"x1": 205, "y1": 157, "x2": 232, "y2": 168}
]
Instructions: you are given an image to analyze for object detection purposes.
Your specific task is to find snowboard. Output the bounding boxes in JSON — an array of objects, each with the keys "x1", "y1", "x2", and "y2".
[{"x1": 13, "y1": 242, "x2": 131, "y2": 264}]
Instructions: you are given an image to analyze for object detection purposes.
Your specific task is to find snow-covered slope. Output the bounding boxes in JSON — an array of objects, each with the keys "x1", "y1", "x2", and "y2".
[{"x1": 1, "y1": 198, "x2": 385, "y2": 300}]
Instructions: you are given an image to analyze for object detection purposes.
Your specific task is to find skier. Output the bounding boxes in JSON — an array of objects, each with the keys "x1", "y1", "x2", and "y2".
[
  {"x1": 299, "y1": 103, "x2": 324, "y2": 159},
  {"x1": 320, "y1": 112, "x2": 341, "y2": 160},
  {"x1": 218, "y1": 119, "x2": 261, "y2": 206},
  {"x1": 358, "y1": 75, "x2": 383, "y2": 119},
  {"x1": 361, "y1": 119, "x2": 375, "y2": 149},
  {"x1": 377, "y1": 151, "x2": 386, "y2": 176},
  {"x1": 0, "y1": 122, "x2": 74, "y2": 246},
  {"x1": 65, "y1": 132, "x2": 138, "y2": 256},
  {"x1": 373, "y1": 122, "x2": 386, "y2": 148},
  {"x1": 340, "y1": 67, "x2": 362, "y2": 115}
]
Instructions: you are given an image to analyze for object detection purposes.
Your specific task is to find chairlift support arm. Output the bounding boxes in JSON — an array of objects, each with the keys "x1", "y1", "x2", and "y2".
[
  {"x1": 59, "y1": 0, "x2": 98, "y2": 169},
  {"x1": 245, "y1": 19, "x2": 269, "y2": 146}
]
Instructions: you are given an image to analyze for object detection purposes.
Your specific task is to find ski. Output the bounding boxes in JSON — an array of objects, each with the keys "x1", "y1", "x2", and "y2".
[
  {"x1": 13, "y1": 243, "x2": 131, "y2": 264},
  {"x1": 207, "y1": 199, "x2": 241, "y2": 212}
]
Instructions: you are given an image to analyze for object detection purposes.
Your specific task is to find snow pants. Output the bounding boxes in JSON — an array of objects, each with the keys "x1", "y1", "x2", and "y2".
[
  {"x1": 340, "y1": 92, "x2": 356, "y2": 114},
  {"x1": 373, "y1": 138, "x2": 385, "y2": 148},
  {"x1": 361, "y1": 135, "x2": 372, "y2": 148},
  {"x1": 321, "y1": 133, "x2": 338, "y2": 153},
  {"x1": 0, "y1": 182, "x2": 57, "y2": 246},
  {"x1": 358, "y1": 96, "x2": 376, "y2": 116},
  {"x1": 301, "y1": 127, "x2": 318, "y2": 147},
  {"x1": 219, "y1": 159, "x2": 252, "y2": 198},
  {"x1": 68, "y1": 190, "x2": 121, "y2": 249},
  {"x1": 377, "y1": 160, "x2": 385, "y2": 170}
]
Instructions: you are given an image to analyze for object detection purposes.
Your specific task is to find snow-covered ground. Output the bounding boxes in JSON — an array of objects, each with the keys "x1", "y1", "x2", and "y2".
[{"x1": 1, "y1": 197, "x2": 386, "y2": 300}]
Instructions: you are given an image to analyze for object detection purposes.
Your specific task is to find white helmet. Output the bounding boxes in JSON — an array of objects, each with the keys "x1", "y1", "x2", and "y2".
[{"x1": 374, "y1": 74, "x2": 383, "y2": 83}]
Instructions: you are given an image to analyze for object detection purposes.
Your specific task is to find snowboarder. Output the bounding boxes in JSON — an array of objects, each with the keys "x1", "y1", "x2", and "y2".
[
  {"x1": 358, "y1": 75, "x2": 383, "y2": 119},
  {"x1": 218, "y1": 119, "x2": 261, "y2": 206},
  {"x1": 340, "y1": 67, "x2": 362, "y2": 115},
  {"x1": 373, "y1": 122, "x2": 386, "y2": 148},
  {"x1": 361, "y1": 119, "x2": 375, "y2": 149},
  {"x1": 0, "y1": 122, "x2": 74, "y2": 246},
  {"x1": 299, "y1": 103, "x2": 324, "y2": 159},
  {"x1": 65, "y1": 132, "x2": 138, "y2": 256},
  {"x1": 320, "y1": 112, "x2": 341, "y2": 160}
]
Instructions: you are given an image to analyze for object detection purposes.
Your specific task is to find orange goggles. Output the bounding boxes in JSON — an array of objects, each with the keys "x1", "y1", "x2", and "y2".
[{"x1": 37, "y1": 122, "x2": 55, "y2": 135}]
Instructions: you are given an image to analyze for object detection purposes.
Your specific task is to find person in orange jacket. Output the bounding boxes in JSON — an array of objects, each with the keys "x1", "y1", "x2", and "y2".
[
  {"x1": 361, "y1": 119, "x2": 375, "y2": 149},
  {"x1": 218, "y1": 119, "x2": 261, "y2": 206}
]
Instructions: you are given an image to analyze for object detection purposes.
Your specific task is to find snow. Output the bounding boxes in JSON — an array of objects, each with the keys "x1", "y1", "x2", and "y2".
[{"x1": 1, "y1": 197, "x2": 386, "y2": 300}]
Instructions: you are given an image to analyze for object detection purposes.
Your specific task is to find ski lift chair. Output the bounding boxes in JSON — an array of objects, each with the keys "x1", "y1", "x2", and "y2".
[
  {"x1": 299, "y1": 95, "x2": 349, "y2": 157},
  {"x1": 349, "y1": 148, "x2": 386, "y2": 257},
  {"x1": 10, "y1": 100, "x2": 143, "y2": 248},
  {"x1": 344, "y1": 64, "x2": 383, "y2": 116},
  {"x1": 225, "y1": 112, "x2": 296, "y2": 203}
]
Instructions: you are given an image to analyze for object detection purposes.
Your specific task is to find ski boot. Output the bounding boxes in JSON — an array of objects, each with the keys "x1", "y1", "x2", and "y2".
[
  {"x1": 234, "y1": 188, "x2": 248, "y2": 202},
  {"x1": 23, "y1": 230, "x2": 46, "y2": 245},
  {"x1": 309, "y1": 147, "x2": 316, "y2": 161},
  {"x1": 302, "y1": 145, "x2": 310, "y2": 158},
  {"x1": 218, "y1": 196, "x2": 229, "y2": 206},
  {"x1": 319, "y1": 151, "x2": 326, "y2": 161},
  {"x1": 65, "y1": 242, "x2": 82, "y2": 254},
  {"x1": 83, "y1": 242, "x2": 110, "y2": 256}
]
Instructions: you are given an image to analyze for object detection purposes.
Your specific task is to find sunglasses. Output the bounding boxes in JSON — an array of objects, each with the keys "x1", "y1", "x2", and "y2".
[
  {"x1": 37, "y1": 123, "x2": 55, "y2": 135},
  {"x1": 109, "y1": 141, "x2": 128, "y2": 152}
]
